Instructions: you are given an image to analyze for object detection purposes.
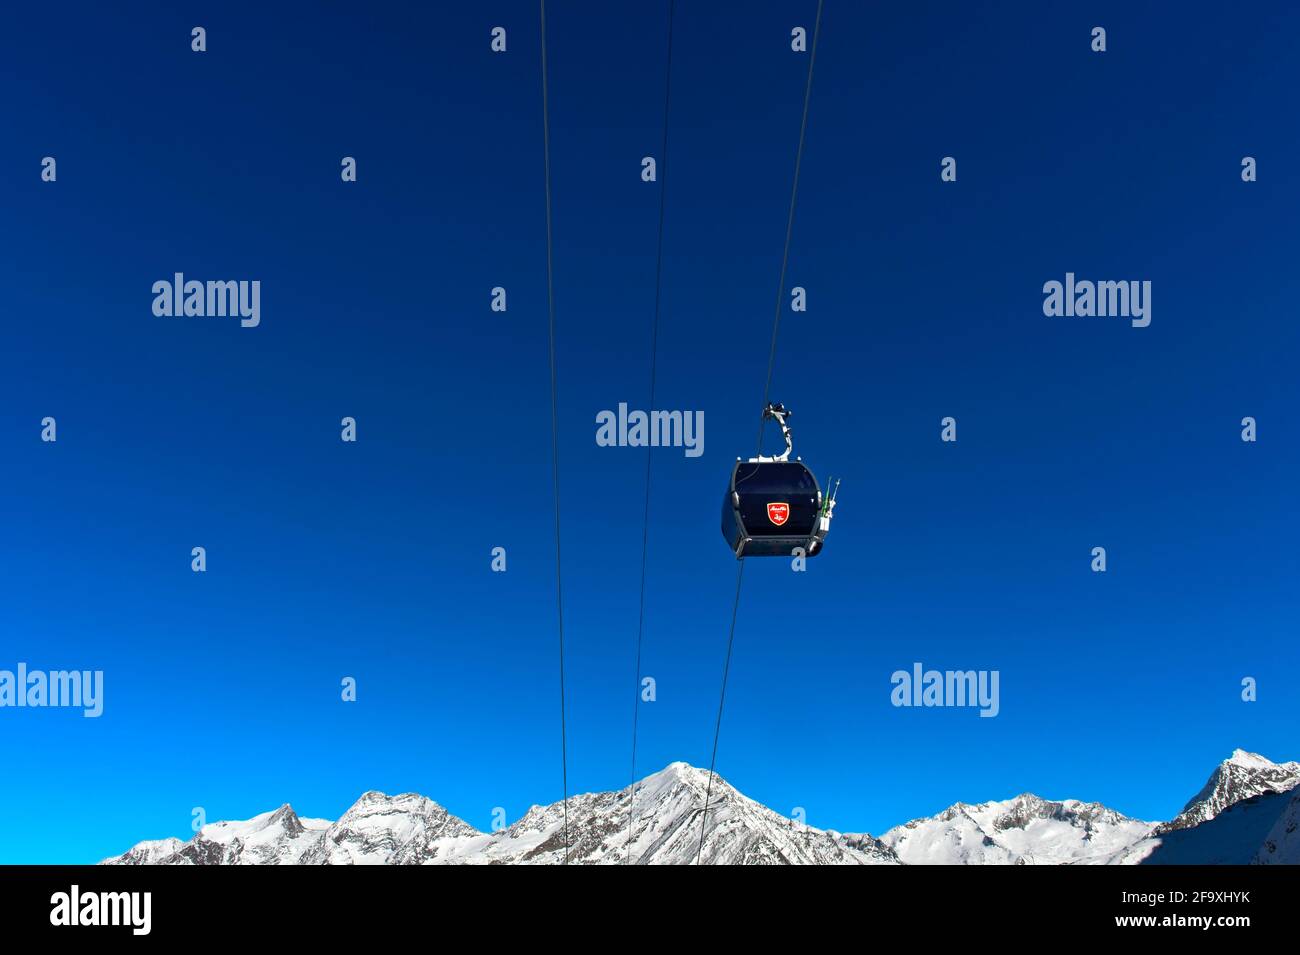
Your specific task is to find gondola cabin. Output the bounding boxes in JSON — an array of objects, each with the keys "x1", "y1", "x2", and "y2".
[
  {"x1": 719, "y1": 403, "x2": 839, "y2": 559},
  {"x1": 721, "y1": 460, "x2": 825, "y2": 558}
]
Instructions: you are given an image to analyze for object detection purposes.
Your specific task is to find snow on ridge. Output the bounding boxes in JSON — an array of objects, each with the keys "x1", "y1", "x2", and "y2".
[
  {"x1": 99, "y1": 836, "x2": 186, "y2": 866},
  {"x1": 1227, "y1": 749, "x2": 1297, "y2": 771},
  {"x1": 876, "y1": 791, "x2": 1157, "y2": 866}
]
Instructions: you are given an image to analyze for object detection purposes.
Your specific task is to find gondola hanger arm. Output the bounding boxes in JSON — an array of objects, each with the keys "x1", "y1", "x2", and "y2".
[{"x1": 753, "y1": 402, "x2": 794, "y2": 462}]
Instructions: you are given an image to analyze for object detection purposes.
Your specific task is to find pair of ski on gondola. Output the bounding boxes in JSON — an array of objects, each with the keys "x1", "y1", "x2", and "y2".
[{"x1": 720, "y1": 403, "x2": 840, "y2": 558}]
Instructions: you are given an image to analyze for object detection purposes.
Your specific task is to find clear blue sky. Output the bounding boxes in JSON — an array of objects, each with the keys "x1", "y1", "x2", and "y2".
[{"x1": 1, "y1": 1, "x2": 1296, "y2": 863}]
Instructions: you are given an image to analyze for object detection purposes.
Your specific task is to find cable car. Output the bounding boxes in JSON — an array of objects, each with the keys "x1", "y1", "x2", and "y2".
[{"x1": 721, "y1": 403, "x2": 840, "y2": 558}]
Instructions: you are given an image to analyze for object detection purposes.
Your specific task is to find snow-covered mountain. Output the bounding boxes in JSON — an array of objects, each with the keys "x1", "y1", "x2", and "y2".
[
  {"x1": 103, "y1": 762, "x2": 899, "y2": 866},
  {"x1": 876, "y1": 794, "x2": 1155, "y2": 865},
  {"x1": 1095, "y1": 786, "x2": 1298, "y2": 865},
  {"x1": 1088, "y1": 751, "x2": 1300, "y2": 865},
  {"x1": 102, "y1": 751, "x2": 1299, "y2": 865},
  {"x1": 297, "y1": 792, "x2": 480, "y2": 865},
  {"x1": 1157, "y1": 748, "x2": 1300, "y2": 833},
  {"x1": 153, "y1": 803, "x2": 333, "y2": 865}
]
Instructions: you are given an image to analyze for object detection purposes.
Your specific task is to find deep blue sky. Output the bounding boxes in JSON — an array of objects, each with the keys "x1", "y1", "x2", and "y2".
[{"x1": 1, "y1": 2, "x2": 1296, "y2": 863}]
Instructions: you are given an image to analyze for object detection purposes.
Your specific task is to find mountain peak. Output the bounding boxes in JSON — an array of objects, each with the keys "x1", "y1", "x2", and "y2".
[
  {"x1": 342, "y1": 790, "x2": 448, "y2": 814},
  {"x1": 267, "y1": 804, "x2": 303, "y2": 836},
  {"x1": 1227, "y1": 749, "x2": 1275, "y2": 769},
  {"x1": 645, "y1": 760, "x2": 708, "y2": 784},
  {"x1": 630, "y1": 762, "x2": 718, "y2": 803},
  {"x1": 1225, "y1": 749, "x2": 1298, "y2": 771},
  {"x1": 1160, "y1": 750, "x2": 1300, "y2": 833}
]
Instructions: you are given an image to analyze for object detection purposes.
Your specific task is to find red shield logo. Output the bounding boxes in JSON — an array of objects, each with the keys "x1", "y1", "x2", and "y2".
[{"x1": 766, "y1": 502, "x2": 790, "y2": 526}]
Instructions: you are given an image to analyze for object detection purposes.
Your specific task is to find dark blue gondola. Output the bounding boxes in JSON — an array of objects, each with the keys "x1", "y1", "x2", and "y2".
[{"x1": 720, "y1": 403, "x2": 840, "y2": 559}]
